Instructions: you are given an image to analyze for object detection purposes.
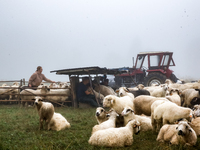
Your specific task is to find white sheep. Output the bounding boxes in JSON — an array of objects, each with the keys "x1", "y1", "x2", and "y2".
[
  {"x1": 95, "y1": 107, "x2": 108, "y2": 124},
  {"x1": 151, "y1": 84, "x2": 168, "y2": 97},
  {"x1": 133, "y1": 95, "x2": 158, "y2": 116},
  {"x1": 88, "y1": 119, "x2": 141, "y2": 147},
  {"x1": 122, "y1": 107, "x2": 152, "y2": 132},
  {"x1": 166, "y1": 88, "x2": 181, "y2": 106},
  {"x1": 103, "y1": 95, "x2": 134, "y2": 114},
  {"x1": 150, "y1": 99, "x2": 169, "y2": 132},
  {"x1": 92, "y1": 109, "x2": 118, "y2": 135},
  {"x1": 117, "y1": 87, "x2": 135, "y2": 101},
  {"x1": 189, "y1": 117, "x2": 200, "y2": 136},
  {"x1": 34, "y1": 96, "x2": 55, "y2": 130},
  {"x1": 154, "y1": 101, "x2": 193, "y2": 131},
  {"x1": 157, "y1": 121, "x2": 197, "y2": 146},
  {"x1": 48, "y1": 112, "x2": 71, "y2": 131}
]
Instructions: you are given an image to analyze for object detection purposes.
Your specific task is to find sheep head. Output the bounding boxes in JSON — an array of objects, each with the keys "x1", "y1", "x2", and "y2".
[
  {"x1": 118, "y1": 87, "x2": 129, "y2": 97},
  {"x1": 127, "y1": 119, "x2": 141, "y2": 135},
  {"x1": 103, "y1": 95, "x2": 115, "y2": 107},
  {"x1": 96, "y1": 107, "x2": 107, "y2": 118},
  {"x1": 176, "y1": 121, "x2": 193, "y2": 136},
  {"x1": 121, "y1": 107, "x2": 134, "y2": 116}
]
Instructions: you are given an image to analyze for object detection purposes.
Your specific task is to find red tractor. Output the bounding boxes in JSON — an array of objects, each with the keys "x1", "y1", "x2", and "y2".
[{"x1": 114, "y1": 51, "x2": 178, "y2": 87}]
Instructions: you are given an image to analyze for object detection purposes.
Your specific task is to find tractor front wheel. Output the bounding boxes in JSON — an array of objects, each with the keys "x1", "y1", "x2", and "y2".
[{"x1": 144, "y1": 73, "x2": 166, "y2": 87}]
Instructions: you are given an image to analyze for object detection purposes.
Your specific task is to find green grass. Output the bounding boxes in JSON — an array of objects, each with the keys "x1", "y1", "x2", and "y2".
[{"x1": 0, "y1": 105, "x2": 199, "y2": 150}]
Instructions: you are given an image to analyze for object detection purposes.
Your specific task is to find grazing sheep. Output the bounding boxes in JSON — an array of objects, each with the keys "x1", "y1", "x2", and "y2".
[
  {"x1": 48, "y1": 112, "x2": 71, "y2": 131},
  {"x1": 103, "y1": 95, "x2": 134, "y2": 114},
  {"x1": 151, "y1": 84, "x2": 168, "y2": 97},
  {"x1": 154, "y1": 101, "x2": 193, "y2": 131},
  {"x1": 95, "y1": 107, "x2": 108, "y2": 124},
  {"x1": 122, "y1": 107, "x2": 152, "y2": 132},
  {"x1": 34, "y1": 96, "x2": 55, "y2": 130},
  {"x1": 88, "y1": 119, "x2": 141, "y2": 147},
  {"x1": 157, "y1": 121, "x2": 197, "y2": 146},
  {"x1": 166, "y1": 88, "x2": 181, "y2": 106},
  {"x1": 91, "y1": 109, "x2": 118, "y2": 135}
]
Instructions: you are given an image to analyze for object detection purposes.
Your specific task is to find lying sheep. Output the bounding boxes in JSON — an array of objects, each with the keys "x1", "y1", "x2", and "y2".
[
  {"x1": 103, "y1": 95, "x2": 134, "y2": 114},
  {"x1": 122, "y1": 107, "x2": 152, "y2": 132},
  {"x1": 154, "y1": 101, "x2": 193, "y2": 131},
  {"x1": 95, "y1": 107, "x2": 108, "y2": 124},
  {"x1": 88, "y1": 119, "x2": 141, "y2": 147},
  {"x1": 157, "y1": 121, "x2": 197, "y2": 146},
  {"x1": 166, "y1": 88, "x2": 181, "y2": 106},
  {"x1": 34, "y1": 96, "x2": 55, "y2": 130},
  {"x1": 151, "y1": 84, "x2": 168, "y2": 97},
  {"x1": 48, "y1": 112, "x2": 71, "y2": 131},
  {"x1": 91, "y1": 109, "x2": 118, "y2": 135}
]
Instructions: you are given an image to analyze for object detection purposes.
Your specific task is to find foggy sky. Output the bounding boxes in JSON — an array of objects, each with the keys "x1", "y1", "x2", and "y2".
[{"x1": 0, "y1": 0, "x2": 200, "y2": 82}]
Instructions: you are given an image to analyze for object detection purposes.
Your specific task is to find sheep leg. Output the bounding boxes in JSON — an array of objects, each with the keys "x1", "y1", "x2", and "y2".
[
  {"x1": 151, "y1": 114, "x2": 156, "y2": 132},
  {"x1": 39, "y1": 119, "x2": 44, "y2": 130}
]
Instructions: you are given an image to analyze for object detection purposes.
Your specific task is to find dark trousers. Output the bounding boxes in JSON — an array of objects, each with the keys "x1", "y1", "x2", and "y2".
[{"x1": 78, "y1": 95, "x2": 99, "y2": 107}]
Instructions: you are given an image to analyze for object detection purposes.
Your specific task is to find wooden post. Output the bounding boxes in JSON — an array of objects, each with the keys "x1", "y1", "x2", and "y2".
[
  {"x1": 23, "y1": 78, "x2": 25, "y2": 85},
  {"x1": 70, "y1": 76, "x2": 79, "y2": 108}
]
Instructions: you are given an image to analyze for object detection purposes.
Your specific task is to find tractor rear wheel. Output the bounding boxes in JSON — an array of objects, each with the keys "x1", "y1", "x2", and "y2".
[{"x1": 144, "y1": 72, "x2": 166, "y2": 87}]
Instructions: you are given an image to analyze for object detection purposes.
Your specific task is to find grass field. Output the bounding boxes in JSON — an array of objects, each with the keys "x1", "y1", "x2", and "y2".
[{"x1": 0, "y1": 105, "x2": 199, "y2": 150}]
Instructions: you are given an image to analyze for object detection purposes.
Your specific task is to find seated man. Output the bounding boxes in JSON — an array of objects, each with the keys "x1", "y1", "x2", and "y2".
[{"x1": 76, "y1": 77, "x2": 99, "y2": 107}]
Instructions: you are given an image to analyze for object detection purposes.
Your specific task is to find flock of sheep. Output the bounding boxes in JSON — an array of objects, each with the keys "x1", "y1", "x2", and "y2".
[
  {"x1": 1, "y1": 79, "x2": 200, "y2": 147},
  {"x1": 0, "y1": 82, "x2": 71, "y2": 104},
  {"x1": 87, "y1": 79, "x2": 200, "y2": 147}
]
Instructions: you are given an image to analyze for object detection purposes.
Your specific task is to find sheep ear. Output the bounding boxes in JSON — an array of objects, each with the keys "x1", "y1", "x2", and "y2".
[
  {"x1": 106, "y1": 114, "x2": 110, "y2": 117},
  {"x1": 111, "y1": 99, "x2": 114, "y2": 104},
  {"x1": 125, "y1": 88, "x2": 130, "y2": 92},
  {"x1": 115, "y1": 89, "x2": 119, "y2": 93}
]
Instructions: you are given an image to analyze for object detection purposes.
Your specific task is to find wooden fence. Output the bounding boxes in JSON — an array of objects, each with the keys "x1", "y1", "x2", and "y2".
[{"x1": 0, "y1": 79, "x2": 72, "y2": 107}]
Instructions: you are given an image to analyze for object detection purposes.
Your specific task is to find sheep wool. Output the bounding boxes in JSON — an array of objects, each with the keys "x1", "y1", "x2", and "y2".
[{"x1": 88, "y1": 120, "x2": 141, "y2": 147}]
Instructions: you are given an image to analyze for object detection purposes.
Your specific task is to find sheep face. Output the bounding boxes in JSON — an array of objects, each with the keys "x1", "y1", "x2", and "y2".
[
  {"x1": 103, "y1": 95, "x2": 115, "y2": 107},
  {"x1": 121, "y1": 107, "x2": 134, "y2": 116},
  {"x1": 128, "y1": 120, "x2": 141, "y2": 135},
  {"x1": 34, "y1": 96, "x2": 43, "y2": 105},
  {"x1": 161, "y1": 84, "x2": 168, "y2": 91},
  {"x1": 170, "y1": 88, "x2": 181, "y2": 95},
  {"x1": 176, "y1": 121, "x2": 192, "y2": 136},
  {"x1": 118, "y1": 87, "x2": 129, "y2": 97},
  {"x1": 96, "y1": 107, "x2": 106, "y2": 117}
]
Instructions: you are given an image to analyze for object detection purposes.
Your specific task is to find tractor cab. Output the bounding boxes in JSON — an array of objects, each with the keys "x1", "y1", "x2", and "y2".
[{"x1": 114, "y1": 51, "x2": 178, "y2": 87}]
